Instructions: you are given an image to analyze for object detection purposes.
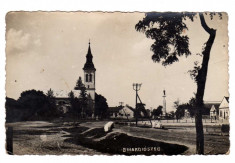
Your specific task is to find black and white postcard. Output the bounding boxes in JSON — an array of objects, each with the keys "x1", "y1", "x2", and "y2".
[{"x1": 5, "y1": 11, "x2": 229, "y2": 155}]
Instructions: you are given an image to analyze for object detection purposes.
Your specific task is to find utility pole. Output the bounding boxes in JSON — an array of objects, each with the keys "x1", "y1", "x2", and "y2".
[{"x1": 133, "y1": 83, "x2": 142, "y2": 126}]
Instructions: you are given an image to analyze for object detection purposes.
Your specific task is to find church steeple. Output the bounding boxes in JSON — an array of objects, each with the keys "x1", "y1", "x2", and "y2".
[
  {"x1": 83, "y1": 41, "x2": 96, "y2": 118},
  {"x1": 83, "y1": 41, "x2": 96, "y2": 71}
]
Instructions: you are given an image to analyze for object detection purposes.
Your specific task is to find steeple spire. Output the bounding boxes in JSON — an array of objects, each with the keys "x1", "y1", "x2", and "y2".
[{"x1": 83, "y1": 41, "x2": 96, "y2": 71}]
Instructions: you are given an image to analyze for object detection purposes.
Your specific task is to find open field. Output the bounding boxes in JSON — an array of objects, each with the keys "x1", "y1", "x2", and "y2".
[{"x1": 5, "y1": 120, "x2": 230, "y2": 155}]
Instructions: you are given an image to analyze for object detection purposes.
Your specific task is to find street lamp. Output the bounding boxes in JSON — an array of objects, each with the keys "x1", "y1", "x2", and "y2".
[
  {"x1": 133, "y1": 83, "x2": 142, "y2": 126},
  {"x1": 133, "y1": 83, "x2": 142, "y2": 91}
]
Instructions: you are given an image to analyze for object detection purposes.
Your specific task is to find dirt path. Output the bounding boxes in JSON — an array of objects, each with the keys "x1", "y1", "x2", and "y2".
[{"x1": 9, "y1": 121, "x2": 102, "y2": 155}]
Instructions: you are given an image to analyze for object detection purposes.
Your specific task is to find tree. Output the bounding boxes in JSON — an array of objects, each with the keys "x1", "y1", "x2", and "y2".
[
  {"x1": 5, "y1": 97, "x2": 23, "y2": 122},
  {"x1": 135, "y1": 12, "x2": 222, "y2": 154},
  {"x1": 18, "y1": 90, "x2": 50, "y2": 120},
  {"x1": 173, "y1": 99, "x2": 180, "y2": 110},
  {"x1": 187, "y1": 97, "x2": 196, "y2": 117},
  {"x1": 95, "y1": 93, "x2": 109, "y2": 119},
  {"x1": 74, "y1": 76, "x2": 84, "y2": 90},
  {"x1": 80, "y1": 86, "x2": 88, "y2": 118},
  {"x1": 175, "y1": 104, "x2": 187, "y2": 120},
  {"x1": 174, "y1": 98, "x2": 196, "y2": 120},
  {"x1": 152, "y1": 105, "x2": 163, "y2": 118},
  {"x1": 68, "y1": 90, "x2": 75, "y2": 99},
  {"x1": 45, "y1": 88, "x2": 58, "y2": 117},
  {"x1": 46, "y1": 88, "x2": 54, "y2": 98},
  {"x1": 85, "y1": 94, "x2": 94, "y2": 117},
  {"x1": 168, "y1": 111, "x2": 175, "y2": 119},
  {"x1": 68, "y1": 91, "x2": 82, "y2": 119}
]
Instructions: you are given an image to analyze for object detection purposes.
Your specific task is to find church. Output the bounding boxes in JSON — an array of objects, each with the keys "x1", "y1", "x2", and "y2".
[
  {"x1": 82, "y1": 41, "x2": 96, "y2": 102},
  {"x1": 49, "y1": 41, "x2": 96, "y2": 117}
]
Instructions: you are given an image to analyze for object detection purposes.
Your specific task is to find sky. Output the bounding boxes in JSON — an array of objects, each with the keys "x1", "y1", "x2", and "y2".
[{"x1": 5, "y1": 12, "x2": 229, "y2": 111}]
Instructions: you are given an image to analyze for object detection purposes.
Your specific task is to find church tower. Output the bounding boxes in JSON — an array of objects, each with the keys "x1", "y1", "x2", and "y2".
[{"x1": 83, "y1": 41, "x2": 96, "y2": 102}]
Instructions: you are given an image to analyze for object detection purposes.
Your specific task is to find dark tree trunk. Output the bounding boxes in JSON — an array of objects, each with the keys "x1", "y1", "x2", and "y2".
[{"x1": 195, "y1": 13, "x2": 216, "y2": 154}]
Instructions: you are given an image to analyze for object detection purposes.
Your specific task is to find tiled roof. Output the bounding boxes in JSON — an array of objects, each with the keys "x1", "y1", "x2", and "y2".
[{"x1": 108, "y1": 106, "x2": 123, "y2": 112}]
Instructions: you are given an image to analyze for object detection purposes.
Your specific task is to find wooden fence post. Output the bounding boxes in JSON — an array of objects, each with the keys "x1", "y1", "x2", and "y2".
[{"x1": 6, "y1": 127, "x2": 13, "y2": 155}]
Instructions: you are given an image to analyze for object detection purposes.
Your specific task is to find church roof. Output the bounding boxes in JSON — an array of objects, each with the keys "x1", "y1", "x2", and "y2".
[
  {"x1": 43, "y1": 90, "x2": 80, "y2": 98},
  {"x1": 219, "y1": 96, "x2": 229, "y2": 109},
  {"x1": 225, "y1": 97, "x2": 229, "y2": 103},
  {"x1": 108, "y1": 106, "x2": 123, "y2": 113},
  {"x1": 83, "y1": 42, "x2": 96, "y2": 71}
]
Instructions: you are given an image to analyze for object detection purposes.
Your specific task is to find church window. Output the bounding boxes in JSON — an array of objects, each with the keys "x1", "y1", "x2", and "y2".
[
  {"x1": 88, "y1": 85, "x2": 89, "y2": 88},
  {"x1": 89, "y1": 74, "x2": 92, "y2": 82},
  {"x1": 86, "y1": 74, "x2": 89, "y2": 82}
]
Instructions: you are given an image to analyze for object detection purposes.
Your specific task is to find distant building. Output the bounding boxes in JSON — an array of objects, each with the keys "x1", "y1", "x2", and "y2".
[
  {"x1": 120, "y1": 105, "x2": 135, "y2": 119},
  {"x1": 108, "y1": 106, "x2": 122, "y2": 118},
  {"x1": 202, "y1": 101, "x2": 220, "y2": 118},
  {"x1": 184, "y1": 109, "x2": 190, "y2": 118},
  {"x1": 209, "y1": 104, "x2": 220, "y2": 120},
  {"x1": 108, "y1": 105, "x2": 135, "y2": 119},
  {"x1": 219, "y1": 96, "x2": 229, "y2": 120},
  {"x1": 53, "y1": 90, "x2": 80, "y2": 113},
  {"x1": 205, "y1": 97, "x2": 229, "y2": 121}
]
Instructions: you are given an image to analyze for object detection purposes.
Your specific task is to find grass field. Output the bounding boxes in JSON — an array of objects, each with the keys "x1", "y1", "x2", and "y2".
[{"x1": 5, "y1": 120, "x2": 230, "y2": 155}]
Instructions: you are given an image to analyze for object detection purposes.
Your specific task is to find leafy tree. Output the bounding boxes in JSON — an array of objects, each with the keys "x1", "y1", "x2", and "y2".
[
  {"x1": 175, "y1": 104, "x2": 187, "y2": 120},
  {"x1": 95, "y1": 93, "x2": 109, "y2": 119},
  {"x1": 5, "y1": 97, "x2": 23, "y2": 122},
  {"x1": 135, "y1": 12, "x2": 222, "y2": 154},
  {"x1": 152, "y1": 105, "x2": 163, "y2": 118},
  {"x1": 187, "y1": 97, "x2": 196, "y2": 117},
  {"x1": 174, "y1": 97, "x2": 196, "y2": 119},
  {"x1": 18, "y1": 90, "x2": 50, "y2": 120},
  {"x1": 168, "y1": 111, "x2": 175, "y2": 119},
  {"x1": 173, "y1": 99, "x2": 180, "y2": 109}
]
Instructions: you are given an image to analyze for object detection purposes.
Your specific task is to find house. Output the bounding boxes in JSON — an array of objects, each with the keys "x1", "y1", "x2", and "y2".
[
  {"x1": 219, "y1": 96, "x2": 229, "y2": 120},
  {"x1": 209, "y1": 104, "x2": 220, "y2": 120},
  {"x1": 108, "y1": 106, "x2": 122, "y2": 118},
  {"x1": 203, "y1": 101, "x2": 220, "y2": 118},
  {"x1": 120, "y1": 105, "x2": 135, "y2": 119},
  {"x1": 108, "y1": 105, "x2": 135, "y2": 119}
]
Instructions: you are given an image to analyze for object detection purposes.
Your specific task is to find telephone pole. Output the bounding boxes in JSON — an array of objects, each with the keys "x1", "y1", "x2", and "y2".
[{"x1": 133, "y1": 83, "x2": 142, "y2": 126}]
